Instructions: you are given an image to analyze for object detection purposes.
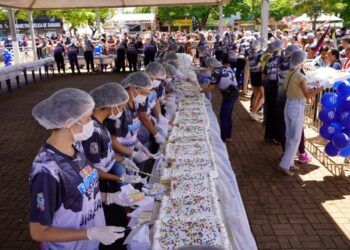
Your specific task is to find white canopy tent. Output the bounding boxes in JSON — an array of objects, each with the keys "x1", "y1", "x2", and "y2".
[
  {"x1": 111, "y1": 13, "x2": 155, "y2": 24},
  {"x1": 292, "y1": 13, "x2": 343, "y2": 23}
]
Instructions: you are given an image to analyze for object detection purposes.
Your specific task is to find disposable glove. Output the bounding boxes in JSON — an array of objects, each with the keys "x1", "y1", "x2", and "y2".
[
  {"x1": 154, "y1": 132, "x2": 166, "y2": 144},
  {"x1": 121, "y1": 174, "x2": 142, "y2": 184},
  {"x1": 132, "y1": 150, "x2": 149, "y2": 163},
  {"x1": 136, "y1": 141, "x2": 152, "y2": 156},
  {"x1": 122, "y1": 158, "x2": 139, "y2": 172},
  {"x1": 87, "y1": 226, "x2": 124, "y2": 245}
]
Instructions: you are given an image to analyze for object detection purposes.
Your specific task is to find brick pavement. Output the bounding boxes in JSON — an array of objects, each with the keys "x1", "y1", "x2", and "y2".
[{"x1": 0, "y1": 73, "x2": 349, "y2": 249}]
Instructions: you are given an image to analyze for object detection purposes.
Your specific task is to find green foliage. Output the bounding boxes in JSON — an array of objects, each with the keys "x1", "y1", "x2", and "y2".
[{"x1": 269, "y1": 0, "x2": 296, "y2": 21}]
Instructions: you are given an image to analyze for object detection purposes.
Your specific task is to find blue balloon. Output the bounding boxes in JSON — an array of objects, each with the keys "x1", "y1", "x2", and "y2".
[
  {"x1": 319, "y1": 108, "x2": 337, "y2": 123},
  {"x1": 325, "y1": 142, "x2": 339, "y2": 156},
  {"x1": 339, "y1": 144, "x2": 350, "y2": 157},
  {"x1": 320, "y1": 122, "x2": 343, "y2": 140},
  {"x1": 337, "y1": 82, "x2": 350, "y2": 96},
  {"x1": 343, "y1": 96, "x2": 350, "y2": 111},
  {"x1": 333, "y1": 81, "x2": 342, "y2": 91},
  {"x1": 332, "y1": 132, "x2": 350, "y2": 149},
  {"x1": 321, "y1": 92, "x2": 338, "y2": 109},
  {"x1": 339, "y1": 111, "x2": 350, "y2": 129}
]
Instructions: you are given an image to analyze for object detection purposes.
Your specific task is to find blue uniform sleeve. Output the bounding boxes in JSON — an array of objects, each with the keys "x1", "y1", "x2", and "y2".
[
  {"x1": 81, "y1": 132, "x2": 101, "y2": 165},
  {"x1": 105, "y1": 118, "x2": 117, "y2": 136},
  {"x1": 29, "y1": 173, "x2": 61, "y2": 226}
]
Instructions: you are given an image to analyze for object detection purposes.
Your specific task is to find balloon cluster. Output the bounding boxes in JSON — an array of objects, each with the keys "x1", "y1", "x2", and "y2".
[
  {"x1": 2, "y1": 49, "x2": 13, "y2": 66},
  {"x1": 319, "y1": 81, "x2": 350, "y2": 157},
  {"x1": 94, "y1": 43, "x2": 103, "y2": 55}
]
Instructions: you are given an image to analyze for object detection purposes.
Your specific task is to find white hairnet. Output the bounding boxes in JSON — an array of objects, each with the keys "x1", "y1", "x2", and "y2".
[
  {"x1": 167, "y1": 60, "x2": 179, "y2": 69},
  {"x1": 271, "y1": 39, "x2": 283, "y2": 52},
  {"x1": 32, "y1": 88, "x2": 95, "y2": 129},
  {"x1": 284, "y1": 44, "x2": 300, "y2": 59},
  {"x1": 145, "y1": 62, "x2": 167, "y2": 80},
  {"x1": 121, "y1": 72, "x2": 152, "y2": 89},
  {"x1": 250, "y1": 39, "x2": 260, "y2": 50},
  {"x1": 290, "y1": 50, "x2": 306, "y2": 69},
  {"x1": 205, "y1": 57, "x2": 222, "y2": 68},
  {"x1": 90, "y1": 82, "x2": 129, "y2": 109},
  {"x1": 164, "y1": 51, "x2": 178, "y2": 61},
  {"x1": 162, "y1": 63, "x2": 177, "y2": 78}
]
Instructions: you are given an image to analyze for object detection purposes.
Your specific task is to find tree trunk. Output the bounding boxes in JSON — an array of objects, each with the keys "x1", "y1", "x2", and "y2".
[
  {"x1": 312, "y1": 16, "x2": 317, "y2": 31},
  {"x1": 200, "y1": 12, "x2": 210, "y2": 30}
]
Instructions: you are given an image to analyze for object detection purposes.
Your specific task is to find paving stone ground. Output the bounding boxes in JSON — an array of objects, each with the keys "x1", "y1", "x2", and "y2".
[{"x1": 0, "y1": 73, "x2": 350, "y2": 249}]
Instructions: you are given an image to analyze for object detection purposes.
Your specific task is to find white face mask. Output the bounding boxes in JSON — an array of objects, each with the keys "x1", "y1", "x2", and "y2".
[
  {"x1": 151, "y1": 79, "x2": 161, "y2": 88},
  {"x1": 109, "y1": 106, "x2": 123, "y2": 120},
  {"x1": 72, "y1": 120, "x2": 94, "y2": 142},
  {"x1": 132, "y1": 89, "x2": 147, "y2": 105}
]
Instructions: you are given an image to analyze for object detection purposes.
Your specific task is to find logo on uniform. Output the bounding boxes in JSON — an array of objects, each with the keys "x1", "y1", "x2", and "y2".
[
  {"x1": 115, "y1": 118, "x2": 122, "y2": 129},
  {"x1": 36, "y1": 193, "x2": 45, "y2": 212},
  {"x1": 89, "y1": 142, "x2": 99, "y2": 155}
]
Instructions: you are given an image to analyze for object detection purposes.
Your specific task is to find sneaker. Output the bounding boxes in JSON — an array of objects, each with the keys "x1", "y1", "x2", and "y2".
[{"x1": 298, "y1": 153, "x2": 312, "y2": 163}]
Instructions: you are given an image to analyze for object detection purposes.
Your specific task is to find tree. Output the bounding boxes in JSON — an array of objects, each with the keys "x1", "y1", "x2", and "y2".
[
  {"x1": 86, "y1": 9, "x2": 114, "y2": 36},
  {"x1": 269, "y1": 0, "x2": 296, "y2": 21},
  {"x1": 294, "y1": 0, "x2": 344, "y2": 30}
]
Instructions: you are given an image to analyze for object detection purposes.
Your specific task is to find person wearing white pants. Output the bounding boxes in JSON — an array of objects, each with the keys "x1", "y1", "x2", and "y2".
[{"x1": 279, "y1": 50, "x2": 323, "y2": 176}]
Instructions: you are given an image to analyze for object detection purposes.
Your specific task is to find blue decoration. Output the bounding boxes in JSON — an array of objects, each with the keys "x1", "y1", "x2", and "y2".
[
  {"x1": 337, "y1": 81, "x2": 350, "y2": 96},
  {"x1": 339, "y1": 145, "x2": 350, "y2": 157},
  {"x1": 320, "y1": 122, "x2": 342, "y2": 140},
  {"x1": 332, "y1": 132, "x2": 350, "y2": 149},
  {"x1": 325, "y1": 142, "x2": 339, "y2": 156},
  {"x1": 333, "y1": 81, "x2": 342, "y2": 91},
  {"x1": 318, "y1": 108, "x2": 337, "y2": 124},
  {"x1": 338, "y1": 111, "x2": 350, "y2": 129},
  {"x1": 2, "y1": 49, "x2": 13, "y2": 66},
  {"x1": 321, "y1": 92, "x2": 338, "y2": 109}
]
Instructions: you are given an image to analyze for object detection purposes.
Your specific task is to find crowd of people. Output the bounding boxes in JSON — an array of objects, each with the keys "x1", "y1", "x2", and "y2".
[{"x1": 28, "y1": 25, "x2": 350, "y2": 248}]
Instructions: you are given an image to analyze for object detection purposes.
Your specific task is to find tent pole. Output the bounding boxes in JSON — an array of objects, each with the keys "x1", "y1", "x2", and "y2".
[
  {"x1": 28, "y1": 11, "x2": 38, "y2": 61},
  {"x1": 260, "y1": 0, "x2": 269, "y2": 46},
  {"x1": 8, "y1": 8, "x2": 20, "y2": 64},
  {"x1": 218, "y1": 2, "x2": 223, "y2": 37}
]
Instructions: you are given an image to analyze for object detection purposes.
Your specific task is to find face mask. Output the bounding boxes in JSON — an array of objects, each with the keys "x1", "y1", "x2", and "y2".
[
  {"x1": 109, "y1": 106, "x2": 123, "y2": 120},
  {"x1": 72, "y1": 120, "x2": 94, "y2": 142},
  {"x1": 132, "y1": 89, "x2": 147, "y2": 104},
  {"x1": 151, "y1": 79, "x2": 161, "y2": 88}
]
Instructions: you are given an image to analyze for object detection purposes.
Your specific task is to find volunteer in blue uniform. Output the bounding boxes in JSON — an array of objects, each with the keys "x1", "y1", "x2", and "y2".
[
  {"x1": 263, "y1": 39, "x2": 283, "y2": 143},
  {"x1": 247, "y1": 39, "x2": 264, "y2": 121},
  {"x1": 127, "y1": 37, "x2": 138, "y2": 72},
  {"x1": 68, "y1": 42, "x2": 81, "y2": 75},
  {"x1": 105, "y1": 72, "x2": 153, "y2": 173},
  {"x1": 84, "y1": 38, "x2": 95, "y2": 73},
  {"x1": 84, "y1": 82, "x2": 144, "y2": 250},
  {"x1": 144, "y1": 37, "x2": 157, "y2": 66},
  {"x1": 30, "y1": 88, "x2": 124, "y2": 249},
  {"x1": 146, "y1": 62, "x2": 171, "y2": 139},
  {"x1": 116, "y1": 40, "x2": 127, "y2": 73},
  {"x1": 213, "y1": 35, "x2": 223, "y2": 61},
  {"x1": 201, "y1": 57, "x2": 239, "y2": 143},
  {"x1": 53, "y1": 41, "x2": 65, "y2": 74}
]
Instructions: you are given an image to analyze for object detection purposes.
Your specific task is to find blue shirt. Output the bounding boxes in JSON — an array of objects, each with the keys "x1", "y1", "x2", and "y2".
[{"x1": 29, "y1": 143, "x2": 105, "y2": 250}]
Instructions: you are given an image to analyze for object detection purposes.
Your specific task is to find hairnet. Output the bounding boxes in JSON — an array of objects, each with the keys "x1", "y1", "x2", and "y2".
[
  {"x1": 271, "y1": 39, "x2": 283, "y2": 52},
  {"x1": 164, "y1": 51, "x2": 178, "y2": 61},
  {"x1": 199, "y1": 33, "x2": 206, "y2": 41},
  {"x1": 250, "y1": 39, "x2": 260, "y2": 50},
  {"x1": 32, "y1": 88, "x2": 95, "y2": 129},
  {"x1": 205, "y1": 57, "x2": 222, "y2": 68},
  {"x1": 145, "y1": 62, "x2": 167, "y2": 80},
  {"x1": 167, "y1": 60, "x2": 179, "y2": 69},
  {"x1": 306, "y1": 33, "x2": 315, "y2": 39},
  {"x1": 90, "y1": 82, "x2": 129, "y2": 109},
  {"x1": 284, "y1": 44, "x2": 300, "y2": 58},
  {"x1": 121, "y1": 71, "x2": 152, "y2": 89},
  {"x1": 290, "y1": 50, "x2": 306, "y2": 69},
  {"x1": 162, "y1": 63, "x2": 177, "y2": 78}
]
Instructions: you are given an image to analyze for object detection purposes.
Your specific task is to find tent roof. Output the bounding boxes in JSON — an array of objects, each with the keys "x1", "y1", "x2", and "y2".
[
  {"x1": 111, "y1": 13, "x2": 155, "y2": 24},
  {"x1": 0, "y1": 0, "x2": 225, "y2": 10},
  {"x1": 292, "y1": 13, "x2": 343, "y2": 23}
]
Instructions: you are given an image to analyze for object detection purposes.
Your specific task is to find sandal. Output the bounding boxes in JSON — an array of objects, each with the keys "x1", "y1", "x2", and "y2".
[
  {"x1": 278, "y1": 167, "x2": 294, "y2": 176},
  {"x1": 290, "y1": 165, "x2": 300, "y2": 171}
]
